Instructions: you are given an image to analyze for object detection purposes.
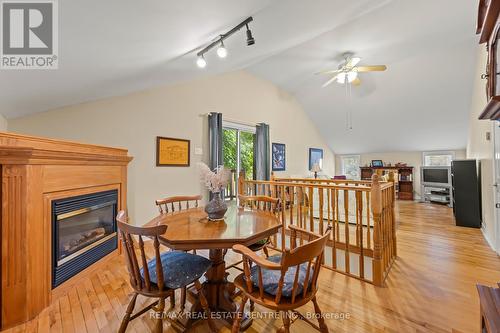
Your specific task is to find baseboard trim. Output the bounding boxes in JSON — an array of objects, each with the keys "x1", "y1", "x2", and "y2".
[{"x1": 481, "y1": 227, "x2": 499, "y2": 254}]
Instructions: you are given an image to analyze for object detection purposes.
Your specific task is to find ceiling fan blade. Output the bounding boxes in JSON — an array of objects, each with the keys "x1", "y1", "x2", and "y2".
[
  {"x1": 346, "y1": 57, "x2": 361, "y2": 68},
  {"x1": 315, "y1": 69, "x2": 341, "y2": 75},
  {"x1": 352, "y1": 77, "x2": 361, "y2": 86},
  {"x1": 322, "y1": 74, "x2": 340, "y2": 88},
  {"x1": 356, "y1": 65, "x2": 387, "y2": 72}
]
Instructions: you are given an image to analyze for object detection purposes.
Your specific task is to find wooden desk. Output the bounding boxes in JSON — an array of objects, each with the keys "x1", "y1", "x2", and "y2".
[{"x1": 144, "y1": 205, "x2": 281, "y2": 328}]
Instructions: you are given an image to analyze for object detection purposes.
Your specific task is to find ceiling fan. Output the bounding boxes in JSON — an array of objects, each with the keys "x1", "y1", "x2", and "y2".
[{"x1": 316, "y1": 53, "x2": 387, "y2": 88}]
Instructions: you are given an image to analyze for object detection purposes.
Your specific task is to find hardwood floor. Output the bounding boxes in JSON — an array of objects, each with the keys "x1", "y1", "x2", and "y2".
[{"x1": 3, "y1": 201, "x2": 500, "y2": 333}]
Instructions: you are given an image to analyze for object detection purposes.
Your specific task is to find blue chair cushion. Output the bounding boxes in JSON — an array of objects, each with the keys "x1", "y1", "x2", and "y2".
[
  {"x1": 248, "y1": 237, "x2": 270, "y2": 250},
  {"x1": 249, "y1": 254, "x2": 312, "y2": 298},
  {"x1": 140, "y1": 251, "x2": 211, "y2": 289}
]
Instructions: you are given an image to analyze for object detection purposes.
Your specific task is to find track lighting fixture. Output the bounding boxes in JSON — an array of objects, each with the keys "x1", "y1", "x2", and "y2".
[
  {"x1": 216, "y1": 40, "x2": 227, "y2": 58},
  {"x1": 196, "y1": 55, "x2": 206, "y2": 68},
  {"x1": 246, "y1": 24, "x2": 255, "y2": 46},
  {"x1": 196, "y1": 17, "x2": 255, "y2": 68}
]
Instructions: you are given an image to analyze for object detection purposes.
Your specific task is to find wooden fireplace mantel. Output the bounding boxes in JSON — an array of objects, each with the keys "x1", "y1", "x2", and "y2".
[{"x1": 0, "y1": 132, "x2": 133, "y2": 329}]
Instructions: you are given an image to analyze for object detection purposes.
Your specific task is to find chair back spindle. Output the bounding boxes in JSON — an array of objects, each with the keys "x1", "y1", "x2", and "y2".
[{"x1": 155, "y1": 195, "x2": 202, "y2": 214}]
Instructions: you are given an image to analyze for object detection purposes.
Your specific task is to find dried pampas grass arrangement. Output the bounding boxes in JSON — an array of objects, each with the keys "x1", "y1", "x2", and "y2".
[{"x1": 198, "y1": 162, "x2": 231, "y2": 193}]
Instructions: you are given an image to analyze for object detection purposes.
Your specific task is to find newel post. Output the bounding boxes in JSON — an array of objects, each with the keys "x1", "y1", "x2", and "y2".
[
  {"x1": 238, "y1": 170, "x2": 246, "y2": 196},
  {"x1": 388, "y1": 171, "x2": 397, "y2": 257},
  {"x1": 371, "y1": 174, "x2": 383, "y2": 286}
]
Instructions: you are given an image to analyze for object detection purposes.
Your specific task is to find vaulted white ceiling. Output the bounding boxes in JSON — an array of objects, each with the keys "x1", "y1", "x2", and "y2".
[{"x1": 0, "y1": 0, "x2": 478, "y2": 154}]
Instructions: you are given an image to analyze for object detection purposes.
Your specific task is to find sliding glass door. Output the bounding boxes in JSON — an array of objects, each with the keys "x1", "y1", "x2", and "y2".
[{"x1": 222, "y1": 124, "x2": 255, "y2": 199}]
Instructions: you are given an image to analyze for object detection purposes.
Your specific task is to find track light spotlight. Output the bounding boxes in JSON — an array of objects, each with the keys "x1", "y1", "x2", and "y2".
[
  {"x1": 216, "y1": 40, "x2": 227, "y2": 58},
  {"x1": 246, "y1": 24, "x2": 255, "y2": 46},
  {"x1": 196, "y1": 55, "x2": 206, "y2": 68}
]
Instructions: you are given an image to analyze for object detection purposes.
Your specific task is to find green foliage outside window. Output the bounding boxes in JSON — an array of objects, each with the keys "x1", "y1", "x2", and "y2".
[{"x1": 222, "y1": 128, "x2": 254, "y2": 180}]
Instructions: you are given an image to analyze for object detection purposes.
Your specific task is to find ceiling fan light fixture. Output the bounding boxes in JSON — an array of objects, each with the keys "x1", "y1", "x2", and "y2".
[
  {"x1": 336, "y1": 73, "x2": 346, "y2": 84},
  {"x1": 347, "y1": 71, "x2": 358, "y2": 82},
  {"x1": 335, "y1": 71, "x2": 357, "y2": 85}
]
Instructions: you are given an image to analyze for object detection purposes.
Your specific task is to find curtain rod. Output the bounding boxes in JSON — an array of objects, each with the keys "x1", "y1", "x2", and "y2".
[{"x1": 200, "y1": 113, "x2": 258, "y2": 127}]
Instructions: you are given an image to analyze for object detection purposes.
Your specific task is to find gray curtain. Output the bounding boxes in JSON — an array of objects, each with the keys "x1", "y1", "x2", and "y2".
[
  {"x1": 208, "y1": 112, "x2": 223, "y2": 170},
  {"x1": 254, "y1": 123, "x2": 270, "y2": 181},
  {"x1": 208, "y1": 112, "x2": 223, "y2": 199}
]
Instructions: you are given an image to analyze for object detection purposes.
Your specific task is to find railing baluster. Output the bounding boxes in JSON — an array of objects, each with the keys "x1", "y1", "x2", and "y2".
[
  {"x1": 319, "y1": 188, "x2": 324, "y2": 235},
  {"x1": 297, "y1": 186, "x2": 302, "y2": 232},
  {"x1": 335, "y1": 189, "x2": 340, "y2": 241},
  {"x1": 357, "y1": 191, "x2": 365, "y2": 279},
  {"x1": 309, "y1": 187, "x2": 314, "y2": 232},
  {"x1": 330, "y1": 188, "x2": 337, "y2": 270},
  {"x1": 344, "y1": 189, "x2": 350, "y2": 274},
  {"x1": 327, "y1": 188, "x2": 331, "y2": 224},
  {"x1": 366, "y1": 191, "x2": 371, "y2": 249},
  {"x1": 281, "y1": 185, "x2": 286, "y2": 251},
  {"x1": 289, "y1": 186, "x2": 294, "y2": 228}
]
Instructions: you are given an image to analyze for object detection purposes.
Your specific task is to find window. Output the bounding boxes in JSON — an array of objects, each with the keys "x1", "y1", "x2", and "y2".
[
  {"x1": 340, "y1": 155, "x2": 361, "y2": 180},
  {"x1": 423, "y1": 151, "x2": 455, "y2": 166},
  {"x1": 222, "y1": 121, "x2": 256, "y2": 200}
]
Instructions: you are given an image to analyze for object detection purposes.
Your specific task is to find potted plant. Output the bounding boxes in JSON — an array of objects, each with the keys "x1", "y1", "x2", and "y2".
[{"x1": 198, "y1": 162, "x2": 231, "y2": 220}]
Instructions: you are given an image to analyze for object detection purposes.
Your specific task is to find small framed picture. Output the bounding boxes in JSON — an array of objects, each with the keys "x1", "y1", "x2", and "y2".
[
  {"x1": 371, "y1": 160, "x2": 383, "y2": 167},
  {"x1": 309, "y1": 148, "x2": 324, "y2": 170},
  {"x1": 156, "y1": 136, "x2": 190, "y2": 167},
  {"x1": 272, "y1": 143, "x2": 286, "y2": 171}
]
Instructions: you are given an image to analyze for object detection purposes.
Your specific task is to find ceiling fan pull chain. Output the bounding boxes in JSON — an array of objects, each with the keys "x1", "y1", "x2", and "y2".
[
  {"x1": 349, "y1": 82, "x2": 353, "y2": 130},
  {"x1": 345, "y1": 78, "x2": 353, "y2": 130},
  {"x1": 345, "y1": 77, "x2": 350, "y2": 130}
]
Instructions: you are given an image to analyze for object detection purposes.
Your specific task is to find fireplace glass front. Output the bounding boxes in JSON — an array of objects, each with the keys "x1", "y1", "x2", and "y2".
[{"x1": 52, "y1": 190, "x2": 118, "y2": 287}]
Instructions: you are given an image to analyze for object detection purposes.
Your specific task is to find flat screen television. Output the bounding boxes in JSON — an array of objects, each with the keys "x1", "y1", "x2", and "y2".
[{"x1": 421, "y1": 166, "x2": 451, "y2": 186}]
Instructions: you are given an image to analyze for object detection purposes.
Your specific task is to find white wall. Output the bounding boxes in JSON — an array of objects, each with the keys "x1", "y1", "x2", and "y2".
[
  {"x1": 335, "y1": 150, "x2": 466, "y2": 198},
  {"x1": 8, "y1": 70, "x2": 334, "y2": 224},
  {"x1": 466, "y1": 45, "x2": 497, "y2": 252}
]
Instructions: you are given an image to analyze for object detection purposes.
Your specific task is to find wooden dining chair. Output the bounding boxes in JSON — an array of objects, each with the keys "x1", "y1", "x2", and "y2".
[
  {"x1": 155, "y1": 195, "x2": 202, "y2": 214},
  {"x1": 231, "y1": 224, "x2": 332, "y2": 333},
  {"x1": 155, "y1": 194, "x2": 201, "y2": 310},
  {"x1": 116, "y1": 211, "x2": 216, "y2": 333},
  {"x1": 227, "y1": 195, "x2": 280, "y2": 269}
]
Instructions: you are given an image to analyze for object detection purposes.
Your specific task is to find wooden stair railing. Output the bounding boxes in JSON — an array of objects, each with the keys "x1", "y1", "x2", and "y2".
[{"x1": 238, "y1": 172, "x2": 397, "y2": 286}]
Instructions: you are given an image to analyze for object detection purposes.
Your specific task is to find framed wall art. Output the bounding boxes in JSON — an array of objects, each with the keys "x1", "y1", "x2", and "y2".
[
  {"x1": 309, "y1": 148, "x2": 324, "y2": 170},
  {"x1": 272, "y1": 143, "x2": 286, "y2": 171},
  {"x1": 156, "y1": 136, "x2": 190, "y2": 166}
]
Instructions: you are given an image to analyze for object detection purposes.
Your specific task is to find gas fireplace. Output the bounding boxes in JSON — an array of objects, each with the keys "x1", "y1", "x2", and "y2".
[{"x1": 52, "y1": 189, "x2": 118, "y2": 288}]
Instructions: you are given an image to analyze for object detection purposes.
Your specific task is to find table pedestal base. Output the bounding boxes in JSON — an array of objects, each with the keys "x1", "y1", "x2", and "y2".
[{"x1": 189, "y1": 249, "x2": 252, "y2": 331}]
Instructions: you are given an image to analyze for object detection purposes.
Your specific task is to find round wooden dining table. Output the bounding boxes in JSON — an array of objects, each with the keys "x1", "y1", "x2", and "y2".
[{"x1": 143, "y1": 204, "x2": 282, "y2": 328}]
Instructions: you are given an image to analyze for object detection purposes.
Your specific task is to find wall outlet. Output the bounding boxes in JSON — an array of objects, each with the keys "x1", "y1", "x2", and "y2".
[{"x1": 194, "y1": 147, "x2": 203, "y2": 155}]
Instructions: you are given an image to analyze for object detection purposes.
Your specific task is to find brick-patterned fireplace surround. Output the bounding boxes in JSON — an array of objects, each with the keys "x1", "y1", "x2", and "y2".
[{"x1": 0, "y1": 132, "x2": 132, "y2": 329}]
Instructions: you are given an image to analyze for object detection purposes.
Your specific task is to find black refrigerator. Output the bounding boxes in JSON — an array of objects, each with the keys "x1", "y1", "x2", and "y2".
[{"x1": 451, "y1": 159, "x2": 482, "y2": 228}]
